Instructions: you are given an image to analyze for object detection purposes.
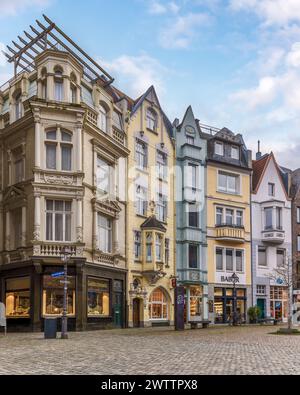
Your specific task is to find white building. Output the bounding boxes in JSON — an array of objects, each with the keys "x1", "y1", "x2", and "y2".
[{"x1": 251, "y1": 151, "x2": 292, "y2": 322}]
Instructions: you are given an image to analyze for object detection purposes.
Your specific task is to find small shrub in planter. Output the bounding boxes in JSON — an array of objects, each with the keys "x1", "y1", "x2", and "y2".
[{"x1": 247, "y1": 306, "x2": 261, "y2": 324}]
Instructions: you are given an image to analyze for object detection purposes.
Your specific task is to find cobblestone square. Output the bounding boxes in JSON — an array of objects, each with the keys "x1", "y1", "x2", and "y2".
[{"x1": 0, "y1": 325, "x2": 300, "y2": 375}]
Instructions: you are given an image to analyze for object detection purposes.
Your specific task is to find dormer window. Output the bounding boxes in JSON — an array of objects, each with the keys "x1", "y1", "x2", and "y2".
[
  {"x1": 215, "y1": 142, "x2": 224, "y2": 156},
  {"x1": 15, "y1": 92, "x2": 22, "y2": 120},
  {"x1": 99, "y1": 104, "x2": 108, "y2": 133},
  {"x1": 146, "y1": 108, "x2": 157, "y2": 131},
  {"x1": 54, "y1": 67, "x2": 63, "y2": 101},
  {"x1": 231, "y1": 146, "x2": 239, "y2": 160}
]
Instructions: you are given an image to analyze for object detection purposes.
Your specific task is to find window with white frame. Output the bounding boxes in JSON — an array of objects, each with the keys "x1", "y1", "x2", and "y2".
[
  {"x1": 218, "y1": 171, "x2": 240, "y2": 194},
  {"x1": 156, "y1": 193, "x2": 167, "y2": 222},
  {"x1": 256, "y1": 285, "x2": 266, "y2": 295},
  {"x1": 216, "y1": 207, "x2": 223, "y2": 226},
  {"x1": 276, "y1": 207, "x2": 282, "y2": 229},
  {"x1": 268, "y1": 183, "x2": 275, "y2": 197},
  {"x1": 99, "y1": 104, "x2": 108, "y2": 133},
  {"x1": 136, "y1": 185, "x2": 147, "y2": 216},
  {"x1": 225, "y1": 208, "x2": 234, "y2": 226},
  {"x1": 46, "y1": 200, "x2": 72, "y2": 242},
  {"x1": 54, "y1": 67, "x2": 63, "y2": 101},
  {"x1": 98, "y1": 215, "x2": 112, "y2": 253},
  {"x1": 276, "y1": 249, "x2": 285, "y2": 267},
  {"x1": 45, "y1": 129, "x2": 73, "y2": 171},
  {"x1": 231, "y1": 146, "x2": 239, "y2": 160},
  {"x1": 96, "y1": 156, "x2": 111, "y2": 194},
  {"x1": 264, "y1": 207, "x2": 273, "y2": 230},
  {"x1": 187, "y1": 136, "x2": 195, "y2": 145},
  {"x1": 258, "y1": 247, "x2": 267, "y2": 266},
  {"x1": 157, "y1": 151, "x2": 168, "y2": 180},
  {"x1": 155, "y1": 234, "x2": 163, "y2": 262},
  {"x1": 189, "y1": 203, "x2": 199, "y2": 228},
  {"x1": 236, "y1": 210, "x2": 243, "y2": 227},
  {"x1": 165, "y1": 238, "x2": 170, "y2": 266},
  {"x1": 187, "y1": 163, "x2": 197, "y2": 189},
  {"x1": 189, "y1": 244, "x2": 198, "y2": 269},
  {"x1": 134, "y1": 231, "x2": 142, "y2": 260},
  {"x1": 216, "y1": 247, "x2": 244, "y2": 272},
  {"x1": 215, "y1": 207, "x2": 243, "y2": 227},
  {"x1": 215, "y1": 142, "x2": 224, "y2": 156},
  {"x1": 146, "y1": 108, "x2": 157, "y2": 131},
  {"x1": 146, "y1": 233, "x2": 152, "y2": 262},
  {"x1": 136, "y1": 140, "x2": 147, "y2": 169}
]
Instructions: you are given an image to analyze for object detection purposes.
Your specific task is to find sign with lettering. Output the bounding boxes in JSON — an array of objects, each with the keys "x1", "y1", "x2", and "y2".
[
  {"x1": 175, "y1": 286, "x2": 185, "y2": 331},
  {"x1": 51, "y1": 272, "x2": 64, "y2": 278},
  {"x1": 216, "y1": 272, "x2": 246, "y2": 285}
]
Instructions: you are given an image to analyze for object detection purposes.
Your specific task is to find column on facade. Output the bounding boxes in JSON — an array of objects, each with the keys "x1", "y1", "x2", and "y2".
[
  {"x1": 7, "y1": 150, "x2": 12, "y2": 186},
  {"x1": 21, "y1": 205, "x2": 26, "y2": 247},
  {"x1": 113, "y1": 214, "x2": 120, "y2": 254},
  {"x1": 203, "y1": 285, "x2": 209, "y2": 320},
  {"x1": 34, "y1": 119, "x2": 41, "y2": 168},
  {"x1": 76, "y1": 122, "x2": 83, "y2": 172},
  {"x1": 63, "y1": 77, "x2": 69, "y2": 103},
  {"x1": 93, "y1": 209, "x2": 98, "y2": 250},
  {"x1": 34, "y1": 194, "x2": 41, "y2": 241},
  {"x1": 76, "y1": 198, "x2": 83, "y2": 243},
  {"x1": 5, "y1": 210, "x2": 10, "y2": 250}
]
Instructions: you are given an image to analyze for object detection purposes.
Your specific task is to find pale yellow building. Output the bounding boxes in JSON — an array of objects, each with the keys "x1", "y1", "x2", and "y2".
[
  {"x1": 201, "y1": 127, "x2": 252, "y2": 324},
  {"x1": 126, "y1": 86, "x2": 176, "y2": 327}
]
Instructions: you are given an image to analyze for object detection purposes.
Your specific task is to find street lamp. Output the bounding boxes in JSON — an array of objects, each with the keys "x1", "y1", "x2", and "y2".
[
  {"x1": 230, "y1": 272, "x2": 239, "y2": 326},
  {"x1": 60, "y1": 246, "x2": 73, "y2": 339}
]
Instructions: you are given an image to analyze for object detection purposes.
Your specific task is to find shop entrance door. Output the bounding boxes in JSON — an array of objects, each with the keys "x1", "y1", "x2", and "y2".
[
  {"x1": 133, "y1": 298, "x2": 141, "y2": 328},
  {"x1": 113, "y1": 293, "x2": 123, "y2": 328},
  {"x1": 257, "y1": 299, "x2": 265, "y2": 318}
]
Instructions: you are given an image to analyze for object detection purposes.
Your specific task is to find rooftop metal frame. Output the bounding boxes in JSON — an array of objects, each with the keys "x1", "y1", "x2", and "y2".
[{"x1": 2, "y1": 14, "x2": 114, "y2": 85}]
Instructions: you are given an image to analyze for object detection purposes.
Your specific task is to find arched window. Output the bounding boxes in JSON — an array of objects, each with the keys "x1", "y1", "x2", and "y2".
[
  {"x1": 15, "y1": 92, "x2": 22, "y2": 120},
  {"x1": 54, "y1": 66, "x2": 64, "y2": 101},
  {"x1": 99, "y1": 103, "x2": 108, "y2": 133},
  {"x1": 149, "y1": 288, "x2": 168, "y2": 320},
  {"x1": 45, "y1": 129, "x2": 73, "y2": 171},
  {"x1": 146, "y1": 108, "x2": 157, "y2": 131},
  {"x1": 70, "y1": 73, "x2": 77, "y2": 104}
]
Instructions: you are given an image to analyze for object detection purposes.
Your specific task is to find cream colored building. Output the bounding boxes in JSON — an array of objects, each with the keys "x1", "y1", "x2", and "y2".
[
  {"x1": 0, "y1": 17, "x2": 129, "y2": 331},
  {"x1": 126, "y1": 86, "x2": 176, "y2": 327}
]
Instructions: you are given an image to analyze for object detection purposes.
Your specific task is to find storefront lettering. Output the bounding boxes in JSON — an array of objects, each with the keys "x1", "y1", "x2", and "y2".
[{"x1": 221, "y1": 276, "x2": 240, "y2": 283}]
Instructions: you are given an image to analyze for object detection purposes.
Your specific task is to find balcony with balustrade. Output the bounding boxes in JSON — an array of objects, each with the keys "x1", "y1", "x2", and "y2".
[{"x1": 215, "y1": 224, "x2": 245, "y2": 243}]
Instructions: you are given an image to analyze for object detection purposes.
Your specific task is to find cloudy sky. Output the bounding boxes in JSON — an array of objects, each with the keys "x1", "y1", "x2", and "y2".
[{"x1": 1, "y1": 0, "x2": 300, "y2": 168}]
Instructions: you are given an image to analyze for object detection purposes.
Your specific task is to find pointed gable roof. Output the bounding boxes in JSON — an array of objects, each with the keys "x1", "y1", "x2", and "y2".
[
  {"x1": 252, "y1": 152, "x2": 290, "y2": 199},
  {"x1": 140, "y1": 215, "x2": 166, "y2": 232},
  {"x1": 177, "y1": 105, "x2": 201, "y2": 136}
]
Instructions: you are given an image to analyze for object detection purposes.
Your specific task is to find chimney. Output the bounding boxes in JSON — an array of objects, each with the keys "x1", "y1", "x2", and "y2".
[{"x1": 256, "y1": 140, "x2": 262, "y2": 160}]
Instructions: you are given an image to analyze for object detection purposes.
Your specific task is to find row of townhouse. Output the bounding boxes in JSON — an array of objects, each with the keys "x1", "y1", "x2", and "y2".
[{"x1": 0, "y1": 17, "x2": 299, "y2": 331}]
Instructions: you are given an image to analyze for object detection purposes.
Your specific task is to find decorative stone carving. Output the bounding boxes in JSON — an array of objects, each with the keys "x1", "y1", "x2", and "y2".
[
  {"x1": 33, "y1": 226, "x2": 40, "y2": 241},
  {"x1": 44, "y1": 174, "x2": 75, "y2": 185},
  {"x1": 76, "y1": 227, "x2": 83, "y2": 243},
  {"x1": 33, "y1": 245, "x2": 41, "y2": 256}
]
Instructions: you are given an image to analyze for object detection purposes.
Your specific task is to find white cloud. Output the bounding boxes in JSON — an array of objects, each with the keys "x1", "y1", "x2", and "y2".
[
  {"x1": 160, "y1": 12, "x2": 211, "y2": 49},
  {"x1": 101, "y1": 53, "x2": 168, "y2": 98},
  {"x1": 0, "y1": 0, "x2": 51, "y2": 17},
  {"x1": 230, "y1": 0, "x2": 300, "y2": 27},
  {"x1": 148, "y1": 1, "x2": 179, "y2": 15},
  {"x1": 286, "y1": 42, "x2": 300, "y2": 67},
  {"x1": 0, "y1": 43, "x2": 7, "y2": 67}
]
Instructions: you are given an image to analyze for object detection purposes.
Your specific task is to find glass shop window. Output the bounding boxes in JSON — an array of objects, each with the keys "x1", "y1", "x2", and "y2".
[
  {"x1": 42, "y1": 275, "x2": 75, "y2": 316},
  {"x1": 87, "y1": 278, "x2": 110, "y2": 317},
  {"x1": 5, "y1": 277, "x2": 30, "y2": 318}
]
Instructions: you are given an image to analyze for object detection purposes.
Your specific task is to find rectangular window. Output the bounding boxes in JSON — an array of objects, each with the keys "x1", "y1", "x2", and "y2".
[
  {"x1": 157, "y1": 151, "x2": 168, "y2": 180},
  {"x1": 136, "y1": 140, "x2": 147, "y2": 169},
  {"x1": 54, "y1": 80, "x2": 63, "y2": 101},
  {"x1": 257, "y1": 285, "x2": 266, "y2": 295},
  {"x1": 98, "y1": 215, "x2": 112, "y2": 253},
  {"x1": 226, "y1": 249, "x2": 234, "y2": 271},
  {"x1": 189, "y1": 204, "x2": 199, "y2": 228},
  {"x1": 276, "y1": 207, "x2": 282, "y2": 230},
  {"x1": 61, "y1": 145, "x2": 72, "y2": 171},
  {"x1": 46, "y1": 144, "x2": 56, "y2": 170},
  {"x1": 218, "y1": 171, "x2": 239, "y2": 194},
  {"x1": 268, "y1": 183, "x2": 275, "y2": 196},
  {"x1": 97, "y1": 157, "x2": 111, "y2": 194},
  {"x1": 134, "y1": 231, "x2": 142, "y2": 260},
  {"x1": 258, "y1": 247, "x2": 267, "y2": 267},
  {"x1": 87, "y1": 278, "x2": 110, "y2": 317},
  {"x1": 298, "y1": 236, "x2": 300, "y2": 252},
  {"x1": 189, "y1": 244, "x2": 198, "y2": 269},
  {"x1": 215, "y1": 142, "x2": 224, "y2": 156},
  {"x1": 188, "y1": 164, "x2": 197, "y2": 189},
  {"x1": 136, "y1": 185, "x2": 147, "y2": 216},
  {"x1": 43, "y1": 275, "x2": 75, "y2": 316},
  {"x1": 225, "y1": 209, "x2": 234, "y2": 226},
  {"x1": 46, "y1": 200, "x2": 71, "y2": 242},
  {"x1": 236, "y1": 250, "x2": 243, "y2": 272},
  {"x1": 264, "y1": 207, "x2": 273, "y2": 230},
  {"x1": 156, "y1": 194, "x2": 167, "y2": 222},
  {"x1": 5, "y1": 277, "x2": 30, "y2": 318},
  {"x1": 236, "y1": 210, "x2": 243, "y2": 227},
  {"x1": 156, "y1": 235, "x2": 162, "y2": 262},
  {"x1": 216, "y1": 248, "x2": 223, "y2": 271},
  {"x1": 12, "y1": 208, "x2": 22, "y2": 249},
  {"x1": 187, "y1": 136, "x2": 195, "y2": 145},
  {"x1": 165, "y1": 239, "x2": 170, "y2": 266},
  {"x1": 231, "y1": 146, "x2": 239, "y2": 160},
  {"x1": 216, "y1": 207, "x2": 223, "y2": 226},
  {"x1": 277, "y1": 249, "x2": 285, "y2": 267},
  {"x1": 297, "y1": 207, "x2": 300, "y2": 224},
  {"x1": 146, "y1": 233, "x2": 152, "y2": 262}
]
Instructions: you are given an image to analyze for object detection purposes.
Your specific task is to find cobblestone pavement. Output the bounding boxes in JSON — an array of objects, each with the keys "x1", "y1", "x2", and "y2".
[{"x1": 0, "y1": 325, "x2": 300, "y2": 375}]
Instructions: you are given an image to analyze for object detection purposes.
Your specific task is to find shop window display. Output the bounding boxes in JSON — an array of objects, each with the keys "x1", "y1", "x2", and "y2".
[
  {"x1": 149, "y1": 288, "x2": 168, "y2": 320},
  {"x1": 42, "y1": 275, "x2": 75, "y2": 316},
  {"x1": 87, "y1": 278, "x2": 110, "y2": 317},
  {"x1": 5, "y1": 277, "x2": 30, "y2": 318},
  {"x1": 189, "y1": 287, "x2": 203, "y2": 319}
]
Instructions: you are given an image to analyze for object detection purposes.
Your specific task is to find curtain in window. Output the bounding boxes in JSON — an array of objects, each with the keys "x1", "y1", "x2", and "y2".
[
  {"x1": 46, "y1": 145, "x2": 56, "y2": 169},
  {"x1": 61, "y1": 146, "x2": 72, "y2": 171}
]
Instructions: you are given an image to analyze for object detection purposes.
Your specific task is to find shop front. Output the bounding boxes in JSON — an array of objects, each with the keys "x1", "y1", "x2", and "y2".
[
  {"x1": 184, "y1": 286, "x2": 206, "y2": 323},
  {"x1": 213, "y1": 287, "x2": 247, "y2": 324},
  {"x1": 0, "y1": 261, "x2": 127, "y2": 332},
  {"x1": 270, "y1": 286, "x2": 288, "y2": 322}
]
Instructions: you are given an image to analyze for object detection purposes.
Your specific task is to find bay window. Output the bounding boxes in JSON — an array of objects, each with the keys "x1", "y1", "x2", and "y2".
[
  {"x1": 54, "y1": 68, "x2": 63, "y2": 101},
  {"x1": 264, "y1": 207, "x2": 273, "y2": 230},
  {"x1": 98, "y1": 215, "x2": 112, "y2": 253},
  {"x1": 189, "y1": 203, "x2": 199, "y2": 228},
  {"x1": 189, "y1": 244, "x2": 198, "y2": 269},
  {"x1": 235, "y1": 250, "x2": 243, "y2": 272},
  {"x1": 187, "y1": 164, "x2": 197, "y2": 189},
  {"x1": 236, "y1": 210, "x2": 243, "y2": 227},
  {"x1": 134, "y1": 231, "x2": 142, "y2": 260},
  {"x1": 165, "y1": 238, "x2": 170, "y2": 266},
  {"x1": 155, "y1": 234, "x2": 163, "y2": 262},
  {"x1": 146, "y1": 233, "x2": 153, "y2": 262},
  {"x1": 46, "y1": 200, "x2": 72, "y2": 242}
]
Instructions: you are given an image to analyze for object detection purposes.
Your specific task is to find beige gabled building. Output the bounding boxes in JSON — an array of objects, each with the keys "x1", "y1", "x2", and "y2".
[
  {"x1": 125, "y1": 86, "x2": 176, "y2": 327},
  {"x1": 0, "y1": 16, "x2": 130, "y2": 331}
]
